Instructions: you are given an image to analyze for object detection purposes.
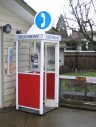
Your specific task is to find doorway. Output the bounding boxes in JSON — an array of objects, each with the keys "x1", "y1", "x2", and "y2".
[{"x1": 44, "y1": 44, "x2": 58, "y2": 108}]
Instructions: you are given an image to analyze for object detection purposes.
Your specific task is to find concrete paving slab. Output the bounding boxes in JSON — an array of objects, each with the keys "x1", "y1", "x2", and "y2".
[{"x1": 0, "y1": 107, "x2": 96, "y2": 127}]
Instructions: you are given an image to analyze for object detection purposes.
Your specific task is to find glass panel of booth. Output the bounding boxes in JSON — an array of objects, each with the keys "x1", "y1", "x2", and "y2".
[
  {"x1": 17, "y1": 40, "x2": 56, "y2": 74},
  {"x1": 18, "y1": 40, "x2": 40, "y2": 74}
]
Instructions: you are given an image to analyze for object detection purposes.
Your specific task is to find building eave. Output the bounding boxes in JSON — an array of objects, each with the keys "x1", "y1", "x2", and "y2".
[{"x1": 15, "y1": 0, "x2": 36, "y2": 16}]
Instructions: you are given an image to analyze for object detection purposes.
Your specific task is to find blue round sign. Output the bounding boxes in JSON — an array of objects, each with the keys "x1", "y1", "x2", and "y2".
[{"x1": 35, "y1": 11, "x2": 52, "y2": 30}]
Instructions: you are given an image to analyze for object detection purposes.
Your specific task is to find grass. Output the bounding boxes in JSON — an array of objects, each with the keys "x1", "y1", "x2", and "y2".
[
  {"x1": 62, "y1": 72, "x2": 96, "y2": 77},
  {"x1": 61, "y1": 79, "x2": 96, "y2": 93}
]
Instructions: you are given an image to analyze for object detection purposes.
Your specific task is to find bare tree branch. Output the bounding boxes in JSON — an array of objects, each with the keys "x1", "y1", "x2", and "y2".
[{"x1": 64, "y1": 0, "x2": 96, "y2": 44}]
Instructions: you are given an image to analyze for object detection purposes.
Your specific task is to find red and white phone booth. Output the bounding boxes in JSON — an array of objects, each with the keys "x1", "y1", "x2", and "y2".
[{"x1": 15, "y1": 33, "x2": 61, "y2": 115}]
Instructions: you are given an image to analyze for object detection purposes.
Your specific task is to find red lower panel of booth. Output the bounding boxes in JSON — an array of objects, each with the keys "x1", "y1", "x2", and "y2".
[
  {"x1": 47, "y1": 73, "x2": 55, "y2": 99},
  {"x1": 18, "y1": 74, "x2": 40, "y2": 109}
]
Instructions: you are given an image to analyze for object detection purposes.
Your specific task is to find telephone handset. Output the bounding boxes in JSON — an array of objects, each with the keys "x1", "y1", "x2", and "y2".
[
  {"x1": 41, "y1": 13, "x2": 45, "y2": 28},
  {"x1": 31, "y1": 54, "x2": 38, "y2": 63}
]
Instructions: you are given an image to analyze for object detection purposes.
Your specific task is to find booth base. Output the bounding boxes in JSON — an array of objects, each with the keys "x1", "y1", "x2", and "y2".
[{"x1": 19, "y1": 106, "x2": 57, "y2": 115}]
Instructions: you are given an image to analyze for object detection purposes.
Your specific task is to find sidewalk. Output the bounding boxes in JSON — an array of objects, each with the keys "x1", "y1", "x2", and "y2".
[{"x1": 0, "y1": 107, "x2": 96, "y2": 127}]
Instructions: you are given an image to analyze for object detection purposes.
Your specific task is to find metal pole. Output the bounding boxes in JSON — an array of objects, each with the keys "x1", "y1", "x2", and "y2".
[
  {"x1": 40, "y1": 41, "x2": 44, "y2": 115},
  {"x1": 0, "y1": 27, "x2": 4, "y2": 108},
  {"x1": 55, "y1": 42, "x2": 59, "y2": 107},
  {"x1": 44, "y1": 44, "x2": 47, "y2": 102}
]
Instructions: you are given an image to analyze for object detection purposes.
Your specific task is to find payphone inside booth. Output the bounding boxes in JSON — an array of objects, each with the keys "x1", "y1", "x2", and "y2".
[
  {"x1": 15, "y1": 33, "x2": 61, "y2": 115},
  {"x1": 31, "y1": 53, "x2": 39, "y2": 72}
]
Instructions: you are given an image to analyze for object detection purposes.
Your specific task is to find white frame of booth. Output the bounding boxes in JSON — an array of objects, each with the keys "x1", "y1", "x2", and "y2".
[{"x1": 15, "y1": 33, "x2": 61, "y2": 115}]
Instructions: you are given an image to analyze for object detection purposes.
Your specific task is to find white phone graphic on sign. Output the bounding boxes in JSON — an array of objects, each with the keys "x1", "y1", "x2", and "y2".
[{"x1": 41, "y1": 13, "x2": 45, "y2": 28}]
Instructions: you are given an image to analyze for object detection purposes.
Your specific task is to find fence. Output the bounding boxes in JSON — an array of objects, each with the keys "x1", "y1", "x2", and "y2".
[{"x1": 59, "y1": 75, "x2": 96, "y2": 110}]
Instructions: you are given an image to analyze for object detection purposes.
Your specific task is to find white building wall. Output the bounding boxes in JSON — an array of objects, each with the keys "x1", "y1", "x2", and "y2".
[{"x1": 0, "y1": 3, "x2": 31, "y2": 107}]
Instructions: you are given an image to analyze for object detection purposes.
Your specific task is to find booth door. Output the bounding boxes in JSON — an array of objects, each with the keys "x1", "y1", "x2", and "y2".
[{"x1": 45, "y1": 45, "x2": 58, "y2": 107}]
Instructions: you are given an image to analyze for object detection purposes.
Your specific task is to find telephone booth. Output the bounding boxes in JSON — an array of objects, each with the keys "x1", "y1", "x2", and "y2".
[{"x1": 15, "y1": 33, "x2": 61, "y2": 115}]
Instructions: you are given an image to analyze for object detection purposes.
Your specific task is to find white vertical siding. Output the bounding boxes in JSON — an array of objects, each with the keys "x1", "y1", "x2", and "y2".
[{"x1": 0, "y1": 4, "x2": 31, "y2": 107}]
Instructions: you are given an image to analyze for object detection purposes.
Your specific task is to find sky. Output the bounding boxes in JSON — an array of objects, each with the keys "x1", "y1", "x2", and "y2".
[
  {"x1": 24, "y1": 0, "x2": 65, "y2": 27},
  {"x1": 24, "y1": 0, "x2": 96, "y2": 35}
]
